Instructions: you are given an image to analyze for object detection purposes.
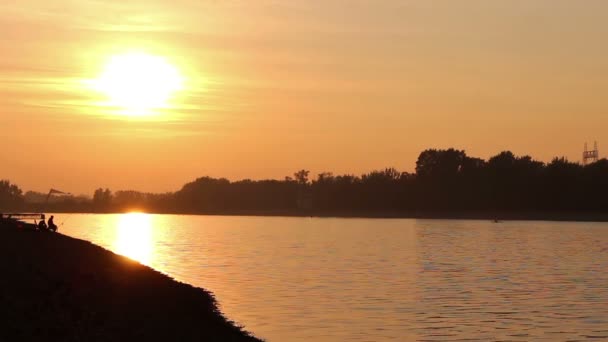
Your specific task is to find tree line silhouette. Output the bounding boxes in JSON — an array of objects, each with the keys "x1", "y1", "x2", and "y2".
[{"x1": 2, "y1": 148, "x2": 608, "y2": 218}]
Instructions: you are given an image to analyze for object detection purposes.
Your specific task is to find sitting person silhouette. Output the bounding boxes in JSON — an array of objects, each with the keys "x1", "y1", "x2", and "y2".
[
  {"x1": 48, "y1": 215, "x2": 57, "y2": 232},
  {"x1": 38, "y1": 219, "x2": 48, "y2": 231}
]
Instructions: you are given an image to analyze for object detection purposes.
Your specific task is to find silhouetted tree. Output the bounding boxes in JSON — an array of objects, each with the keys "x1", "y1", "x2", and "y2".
[
  {"x1": 93, "y1": 188, "x2": 113, "y2": 211},
  {"x1": 414, "y1": 149, "x2": 468, "y2": 210},
  {"x1": 294, "y1": 170, "x2": 310, "y2": 185},
  {"x1": 416, "y1": 149, "x2": 467, "y2": 179},
  {"x1": 5, "y1": 147, "x2": 608, "y2": 217},
  {"x1": 540, "y1": 158, "x2": 579, "y2": 209},
  {"x1": 0, "y1": 180, "x2": 24, "y2": 211}
]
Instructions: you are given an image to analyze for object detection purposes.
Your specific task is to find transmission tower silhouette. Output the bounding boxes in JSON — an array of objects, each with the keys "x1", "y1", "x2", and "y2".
[{"x1": 583, "y1": 141, "x2": 599, "y2": 165}]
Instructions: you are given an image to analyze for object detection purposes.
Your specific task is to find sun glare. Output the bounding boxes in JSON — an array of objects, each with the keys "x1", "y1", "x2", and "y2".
[
  {"x1": 93, "y1": 53, "x2": 183, "y2": 116},
  {"x1": 115, "y1": 212, "x2": 154, "y2": 264}
]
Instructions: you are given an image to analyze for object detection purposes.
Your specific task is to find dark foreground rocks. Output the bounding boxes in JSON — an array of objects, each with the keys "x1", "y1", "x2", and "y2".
[{"x1": 0, "y1": 227, "x2": 262, "y2": 342}]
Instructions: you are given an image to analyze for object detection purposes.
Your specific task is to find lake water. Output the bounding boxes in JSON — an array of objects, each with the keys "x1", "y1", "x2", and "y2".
[{"x1": 57, "y1": 214, "x2": 608, "y2": 341}]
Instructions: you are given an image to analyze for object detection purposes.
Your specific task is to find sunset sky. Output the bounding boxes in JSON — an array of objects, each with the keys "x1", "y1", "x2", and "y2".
[{"x1": 1, "y1": 1, "x2": 607, "y2": 194}]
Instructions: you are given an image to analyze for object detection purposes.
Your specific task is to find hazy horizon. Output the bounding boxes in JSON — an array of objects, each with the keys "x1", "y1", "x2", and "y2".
[{"x1": 2, "y1": 1, "x2": 607, "y2": 194}]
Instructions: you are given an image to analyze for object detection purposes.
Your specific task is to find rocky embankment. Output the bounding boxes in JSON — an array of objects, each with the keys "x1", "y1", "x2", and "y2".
[{"x1": 0, "y1": 226, "x2": 262, "y2": 341}]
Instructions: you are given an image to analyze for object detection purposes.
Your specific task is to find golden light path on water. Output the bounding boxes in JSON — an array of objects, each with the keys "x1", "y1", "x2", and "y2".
[
  {"x1": 57, "y1": 213, "x2": 608, "y2": 342},
  {"x1": 114, "y1": 212, "x2": 154, "y2": 265}
]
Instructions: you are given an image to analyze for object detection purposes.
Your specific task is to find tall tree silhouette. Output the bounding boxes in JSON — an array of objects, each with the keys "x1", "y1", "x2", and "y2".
[{"x1": 0, "y1": 180, "x2": 23, "y2": 211}]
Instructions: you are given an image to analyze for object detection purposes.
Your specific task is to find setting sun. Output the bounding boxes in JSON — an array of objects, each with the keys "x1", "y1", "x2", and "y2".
[{"x1": 92, "y1": 53, "x2": 183, "y2": 116}]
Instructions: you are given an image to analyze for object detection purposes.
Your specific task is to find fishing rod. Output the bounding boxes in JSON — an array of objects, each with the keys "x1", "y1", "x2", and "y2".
[{"x1": 60, "y1": 214, "x2": 74, "y2": 227}]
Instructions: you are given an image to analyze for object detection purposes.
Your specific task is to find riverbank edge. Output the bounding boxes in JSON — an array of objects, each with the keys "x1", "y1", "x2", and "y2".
[
  {"x1": 36, "y1": 210, "x2": 608, "y2": 222},
  {"x1": 0, "y1": 226, "x2": 262, "y2": 342}
]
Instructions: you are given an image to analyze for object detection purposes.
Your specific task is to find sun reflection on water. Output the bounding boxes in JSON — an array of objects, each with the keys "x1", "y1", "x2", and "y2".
[{"x1": 114, "y1": 212, "x2": 154, "y2": 265}]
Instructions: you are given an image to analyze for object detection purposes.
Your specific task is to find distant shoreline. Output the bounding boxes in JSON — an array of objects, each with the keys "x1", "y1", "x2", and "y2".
[
  {"x1": 40, "y1": 209, "x2": 608, "y2": 223},
  {"x1": 7, "y1": 148, "x2": 608, "y2": 223}
]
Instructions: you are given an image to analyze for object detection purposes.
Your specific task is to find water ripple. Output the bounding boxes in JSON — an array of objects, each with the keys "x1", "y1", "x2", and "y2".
[{"x1": 59, "y1": 215, "x2": 608, "y2": 341}]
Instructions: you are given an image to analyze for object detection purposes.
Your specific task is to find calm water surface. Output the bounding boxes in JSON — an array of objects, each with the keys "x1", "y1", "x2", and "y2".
[{"x1": 57, "y1": 214, "x2": 608, "y2": 341}]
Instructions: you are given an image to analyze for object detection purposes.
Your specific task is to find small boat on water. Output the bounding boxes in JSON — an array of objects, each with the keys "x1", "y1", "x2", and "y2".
[{"x1": 0, "y1": 213, "x2": 57, "y2": 232}]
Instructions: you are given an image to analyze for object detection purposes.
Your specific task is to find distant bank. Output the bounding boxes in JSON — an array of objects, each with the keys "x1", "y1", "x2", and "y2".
[
  {"x1": 33, "y1": 209, "x2": 608, "y2": 222},
  {"x1": 0, "y1": 227, "x2": 262, "y2": 342},
  {"x1": 6, "y1": 148, "x2": 608, "y2": 219},
  {"x1": 182, "y1": 210, "x2": 608, "y2": 222}
]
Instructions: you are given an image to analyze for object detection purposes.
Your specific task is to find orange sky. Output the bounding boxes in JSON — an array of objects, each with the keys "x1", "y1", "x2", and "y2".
[{"x1": 1, "y1": 1, "x2": 607, "y2": 194}]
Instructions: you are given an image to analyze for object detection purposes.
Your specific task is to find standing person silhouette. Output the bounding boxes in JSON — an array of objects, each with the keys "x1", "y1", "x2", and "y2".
[{"x1": 48, "y1": 215, "x2": 58, "y2": 232}]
